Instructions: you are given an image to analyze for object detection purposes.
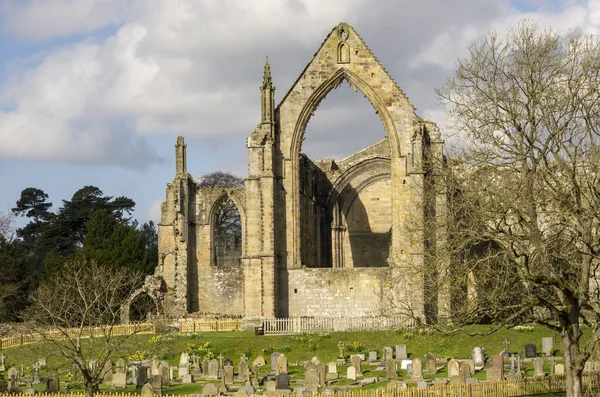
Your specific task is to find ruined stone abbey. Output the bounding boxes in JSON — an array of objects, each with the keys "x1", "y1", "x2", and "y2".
[{"x1": 140, "y1": 23, "x2": 448, "y2": 324}]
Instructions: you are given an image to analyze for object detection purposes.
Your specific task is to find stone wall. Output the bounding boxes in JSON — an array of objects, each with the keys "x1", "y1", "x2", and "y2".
[{"x1": 196, "y1": 266, "x2": 244, "y2": 316}]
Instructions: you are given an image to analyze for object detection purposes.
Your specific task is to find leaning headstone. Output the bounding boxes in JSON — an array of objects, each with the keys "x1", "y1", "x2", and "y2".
[
  {"x1": 276, "y1": 354, "x2": 288, "y2": 375},
  {"x1": 533, "y1": 358, "x2": 545, "y2": 377},
  {"x1": 486, "y1": 367, "x2": 503, "y2": 381},
  {"x1": 347, "y1": 366, "x2": 356, "y2": 380},
  {"x1": 223, "y1": 365, "x2": 234, "y2": 385},
  {"x1": 383, "y1": 347, "x2": 393, "y2": 362},
  {"x1": 159, "y1": 361, "x2": 170, "y2": 386},
  {"x1": 524, "y1": 344, "x2": 537, "y2": 358},
  {"x1": 112, "y1": 373, "x2": 127, "y2": 389},
  {"x1": 238, "y1": 360, "x2": 249, "y2": 382},
  {"x1": 203, "y1": 383, "x2": 218, "y2": 396},
  {"x1": 45, "y1": 376, "x2": 60, "y2": 393},
  {"x1": 425, "y1": 353, "x2": 436, "y2": 374},
  {"x1": 412, "y1": 358, "x2": 423, "y2": 381},
  {"x1": 208, "y1": 359, "x2": 219, "y2": 379},
  {"x1": 369, "y1": 351, "x2": 378, "y2": 362},
  {"x1": 270, "y1": 353, "x2": 280, "y2": 372},
  {"x1": 555, "y1": 364, "x2": 565, "y2": 376},
  {"x1": 385, "y1": 357, "x2": 396, "y2": 378},
  {"x1": 102, "y1": 360, "x2": 113, "y2": 384},
  {"x1": 396, "y1": 345, "x2": 407, "y2": 360},
  {"x1": 316, "y1": 362, "x2": 326, "y2": 386},
  {"x1": 350, "y1": 355, "x2": 362, "y2": 376},
  {"x1": 448, "y1": 359, "x2": 460, "y2": 377},
  {"x1": 472, "y1": 347, "x2": 485, "y2": 370},
  {"x1": 276, "y1": 372, "x2": 290, "y2": 390},
  {"x1": 150, "y1": 374, "x2": 162, "y2": 396},
  {"x1": 461, "y1": 362, "x2": 472, "y2": 378},
  {"x1": 542, "y1": 338, "x2": 554, "y2": 356}
]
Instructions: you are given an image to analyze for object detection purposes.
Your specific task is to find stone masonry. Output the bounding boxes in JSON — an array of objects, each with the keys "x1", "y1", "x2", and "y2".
[{"x1": 128, "y1": 23, "x2": 447, "y2": 323}]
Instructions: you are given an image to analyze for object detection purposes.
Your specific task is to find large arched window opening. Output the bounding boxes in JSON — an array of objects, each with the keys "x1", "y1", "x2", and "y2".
[
  {"x1": 129, "y1": 292, "x2": 158, "y2": 322},
  {"x1": 298, "y1": 80, "x2": 391, "y2": 268},
  {"x1": 212, "y1": 195, "x2": 242, "y2": 266}
]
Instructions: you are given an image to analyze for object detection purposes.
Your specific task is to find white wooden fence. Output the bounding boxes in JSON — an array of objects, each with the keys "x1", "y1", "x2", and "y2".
[{"x1": 263, "y1": 316, "x2": 416, "y2": 335}]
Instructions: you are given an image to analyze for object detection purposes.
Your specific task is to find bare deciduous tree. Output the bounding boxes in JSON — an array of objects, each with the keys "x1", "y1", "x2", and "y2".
[
  {"x1": 25, "y1": 257, "x2": 145, "y2": 397},
  {"x1": 426, "y1": 20, "x2": 600, "y2": 397}
]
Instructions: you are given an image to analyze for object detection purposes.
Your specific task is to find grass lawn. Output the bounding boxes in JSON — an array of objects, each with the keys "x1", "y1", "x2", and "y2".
[{"x1": 0, "y1": 323, "x2": 583, "y2": 395}]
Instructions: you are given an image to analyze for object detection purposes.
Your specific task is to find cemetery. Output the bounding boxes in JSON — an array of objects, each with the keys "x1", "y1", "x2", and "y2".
[{"x1": 0, "y1": 324, "x2": 599, "y2": 396}]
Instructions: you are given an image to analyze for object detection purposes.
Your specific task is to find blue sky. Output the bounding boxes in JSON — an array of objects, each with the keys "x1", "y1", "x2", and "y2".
[{"x1": 0, "y1": 0, "x2": 595, "y2": 228}]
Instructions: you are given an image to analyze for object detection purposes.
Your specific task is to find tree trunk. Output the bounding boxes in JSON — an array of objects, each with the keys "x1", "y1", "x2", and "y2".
[{"x1": 562, "y1": 325, "x2": 583, "y2": 397}]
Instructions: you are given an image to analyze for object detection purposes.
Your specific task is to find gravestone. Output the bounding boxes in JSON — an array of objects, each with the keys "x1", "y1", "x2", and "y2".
[
  {"x1": 461, "y1": 362, "x2": 472, "y2": 378},
  {"x1": 396, "y1": 345, "x2": 407, "y2": 360},
  {"x1": 491, "y1": 354, "x2": 503, "y2": 370},
  {"x1": 350, "y1": 355, "x2": 362, "y2": 376},
  {"x1": 486, "y1": 367, "x2": 503, "y2": 381},
  {"x1": 448, "y1": 359, "x2": 460, "y2": 377},
  {"x1": 472, "y1": 347, "x2": 485, "y2": 370},
  {"x1": 116, "y1": 359, "x2": 126, "y2": 374},
  {"x1": 140, "y1": 383, "x2": 154, "y2": 397},
  {"x1": 159, "y1": 361, "x2": 170, "y2": 386},
  {"x1": 555, "y1": 364, "x2": 565, "y2": 376},
  {"x1": 45, "y1": 376, "x2": 60, "y2": 393},
  {"x1": 425, "y1": 353, "x2": 436, "y2": 374},
  {"x1": 32, "y1": 361, "x2": 41, "y2": 384},
  {"x1": 265, "y1": 380, "x2": 276, "y2": 392},
  {"x1": 328, "y1": 362, "x2": 337, "y2": 374},
  {"x1": 276, "y1": 372, "x2": 290, "y2": 390},
  {"x1": 6, "y1": 367, "x2": 17, "y2": 381},
  {"x1": 238, "y1": 385, "x2": 254, "y2": 395},
  {"x1": 179, "y1": 363, "x2": 190, "y2": 378},
  {"x1": 346, "y1": 366, "x2": 356, "y2": 380},
  {"x1": 383, "y1": 347, "x2": 393, "y2": 362},
  {"x1": 150, "y1": 358, "x2": 160, "y2": 376},
  {"x1": 252, "y1": 356, "x2": 265, "y2": 367},
  {"x1": 180, "y1": 352, "x2": 189, "y2": 366},
  {"x1": 238, "y1": 360, "x2": 249, "y2": 382},
  {"x1": 112, "y1": 373, "x2": 127, "y2": 389},
  {"x1": 208, "y1": 359, "x2": 219, "y2": 379},
  {"x1": 224, "y1": 358, "x2": 233, "y2": 367},
  {"x1": 317, "y1": 362, "x2": 326, "y2": 386},
  {"x1": 150, "y1": 374, "x2": 162, "y2": 396},
  {"x1": 542, "y1": 338, "x2": 554, "y2": 356},
  {"x1": 203, "y1": 383, "x2": 218, "y2": 396},
  {"x1": 305, "y1": 366, "x2": 319, "y2": 387},
  {"x1": 102, "y1": 360, "x2": 113, "y2": 384},
  {"x1": 411, "y1": 358, "x2": 423, "y2": 381},
  {"x1": 202, "y1": 358, "x2": 209, "y2": 374},
  {"x1": 0, "y1": 354, "x2": 5, "y2": 372},
  {"x1": 524, "y1": 344, "x2": 537, "y2": 358},
  {"x1": 276, "y1": 354, "x2": 288, "y2": 374},
  {"x1": 385, "y1": 358, "x2": 396, "y2": 378},
  {"x1": 450, "y1": 375, "x2": 465, "y2": 385},
  {"x1": 368, "y1": 351, "x2": 377, "y2": 362},
  {"x1": 533, "y1": 358, "x2": 545, "y2": 377},
  {"x1": 136, "y1": 366, "x2": 148, "y2": 391},
  {"x1": 270, "y1": 353, "x2": 280, "y2": 372},
  {"x1": 182, "y1": 374, "x2": 193, "y2": 384},
  {"x1": 223, "y1": 365, "x2": 234, "y2": 385}
]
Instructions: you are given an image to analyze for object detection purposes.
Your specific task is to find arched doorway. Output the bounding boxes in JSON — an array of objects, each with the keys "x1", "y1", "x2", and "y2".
[{"x1": 211, "y1": 194, "x2": 242, "y2": 266}]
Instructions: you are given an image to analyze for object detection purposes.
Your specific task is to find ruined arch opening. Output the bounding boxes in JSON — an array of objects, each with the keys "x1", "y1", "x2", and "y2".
[
  {"x1": 298, "y1": 77, "x2": 392, "y2": 268},
  {"x1": 129, "y1": 292, "x2": 158, "y2": 322},
  {"x1": 211, "y1": 194, "x2": 242, "y2": 266}
]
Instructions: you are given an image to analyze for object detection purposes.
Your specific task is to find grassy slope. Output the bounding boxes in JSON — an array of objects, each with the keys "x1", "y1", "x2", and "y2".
[{"x1": 1, "y1": 324, "x2": 580, "y2": 395}]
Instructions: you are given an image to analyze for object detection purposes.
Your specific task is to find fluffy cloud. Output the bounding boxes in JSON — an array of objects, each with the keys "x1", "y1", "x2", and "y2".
[{"x1": 0, "y1": 0, "x2": 594, "y2": 167}]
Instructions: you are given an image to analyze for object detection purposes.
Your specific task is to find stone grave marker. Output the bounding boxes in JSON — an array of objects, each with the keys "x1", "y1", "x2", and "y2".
[
  {"x1": 486, "y1": 367, "x2": 503, "y2": 381},
  {"x1": 305, "y1": 362, "x2": 318, "y2": 387},
  {"x1": 524, "y1": 344, "x2": 537, "y2": 358},
  {"x1": 178, "y1": 363, "x2": 190, "y2": 378},
  {"x1": 159, "y1": 361, "x2": 170, "y2": 386},
  {"x1": 412, "y1": 358, "x2": 423, "y2": 381},
  {"x1": 276, "y1": 372, "x2": 290, "y2": 390},
  {"x1": 270, "y1": 353, "x2": 280, "y2": 372},
  {"x1": 383, "y1": 347, "x2": 393, "y2": 362},
  {"x1": 347, "y1": 366, "x2": 356, "y2": 380},
  {"x1": 350, "y1": 355, "x2": 362, "y2": 376},
  {"x1": 396, "y1": 345, "x2": 407, "y2": 360},
  {"x1": 180, "y1": 352, "x2": 189, "y2": 366},
  {"x1": 317, "y1": 362, "x2": 326, "y2": 386},
  {"x1": 252, "y1": 356, "x2": 265, "y2": 367},
  {"x1": 224, "y1": 358, "x2": 233, "y2": 367},
  {"x1": 223, "y1": 365, "x2": 234, "y2": 385},
  {"x1": 555, "y1": 363, "x2": 565, "y2": 376},
  {"x1": 116, "y1": 359, "x2": 126, "y2": 374},
  {"x1": 208, "y1": 359, "x2": 219, "y2": 379},
  {"x1": 425, "y1": 352, "x2": 436, "y2": 374},
  {"x1": 472, "y1": 347, "x2": 485, "y2": 370},
  {"x1": 182, "y1": 374, "x2": 193, "y2": 384},
  {"x1": 385, "y1": 357, "x2": 396, "y2": 378},
  {"x1": 542, "y1": 338, "x2": 554, "y2": 356},
  {"x1": 0, "y1": 354, "x2": 5, "y2": 372},
  {"x1": 102, "y1": 360, "x2": 113, "y2": 384},
  {"x1": 112, "y1": 373, "x2": 127, "y2": 389},
  {"x1": 276, "y1": 354, "x2": 288, "y2": 374},
  {"x1": 461, "y1": 362, "x2": 472, "y2": 378},
  {"x1": 450, "y1": 375, "x2": 465, "y2": 385},
  {"x1": 150, "y1": 374, "x2": 162, "y2": 396},
  {"x1": 202, "y1": 357, "x2": 209, "y2": 374},
  {"x1": 136, "y1": 365, "x2": 148, "y2": 391},
  {"x1": 32, "y1": 361, "x2": 41, "y2": 384},
  {"x1": 533, "y1": 358, "x2": 545, "y2": 377},
  {"x1": 368, "y1": 351, "x2": 377, "y2": 362},
  {"x1": 448, "y1": 359, "x2": 460, "y2": 377},
  {"x1": 140, "y1": 383, "x2": 154, "y2": 397},
  {"x1": 238, "y1": 384, "x2": 254, "y2": 396},
  {"x1": 265, "y1": 380, "x2": 276, "y2": 392},
  {"x1": 150, "y1": 358, "x2": 160, "y2": 376},
  {"x1": 6, "y1": 367, "x2": 17, "y2": 381},
  {"x1": 490, "y1": 354, "x2": 503, "y2": 370},
  {"x1": 203, "y1": 383, "x2": 218, "y2": 396},
  {"x1": 45, "y1": 375, "x2": 60, "y2": 393},
  {"x1": 238, "y1": 359, "x2": 249, "y2": 382},
  {"x1": 326, "y1": 362, "x2": 338, "y2": 380}
]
